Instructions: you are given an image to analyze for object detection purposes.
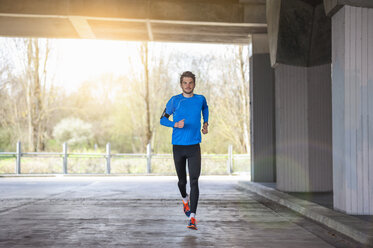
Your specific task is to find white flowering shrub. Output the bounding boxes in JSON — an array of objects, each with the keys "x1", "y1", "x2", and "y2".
[{"x1": 53, "y1": 118, "x2": 93, "y2": 147}]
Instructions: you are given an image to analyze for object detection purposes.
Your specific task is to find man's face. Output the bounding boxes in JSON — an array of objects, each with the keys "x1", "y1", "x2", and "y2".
[{"x1": 181, "y1": 77, "x2": 195, "y2": 94}]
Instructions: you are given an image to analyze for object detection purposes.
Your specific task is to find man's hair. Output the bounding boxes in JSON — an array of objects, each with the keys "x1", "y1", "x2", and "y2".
[{"x1": 180, "y1": 71, "x2": 196, "y2": 84}]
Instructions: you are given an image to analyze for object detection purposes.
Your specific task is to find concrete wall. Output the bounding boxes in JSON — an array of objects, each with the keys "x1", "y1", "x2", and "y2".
[
  {"x1": 250, "y1": 53, "x2": 276, "y2": 182},
  {"x1": 0, "y1": 0, "x2": 267, "y2": 42},
  {"x1": 324, "y1": 0, "x2": 373, "y2": 17},
  {"x1": 332, "y1": 5, "x2": 373, "y2": 214},
  {"x1": 266, "y1": 0, "x2": 331, "y2": 67},
  {"x1": 266, "y1": 0, "x2": 333, "y2": 192},
  {"x1": 307, "y1": 65, "x2": 333, "y2": 192},
  {"x1": 275, "y1": 64, "x2": 332, "y2": 192},
  {"x1": 275, "y1": 65, "x2": 309, "y2": 191}
]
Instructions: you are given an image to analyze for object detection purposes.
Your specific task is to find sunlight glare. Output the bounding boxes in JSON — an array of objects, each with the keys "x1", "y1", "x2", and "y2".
[{"x1": 54, "y1": 39, "x2": 140, "y2": 93}]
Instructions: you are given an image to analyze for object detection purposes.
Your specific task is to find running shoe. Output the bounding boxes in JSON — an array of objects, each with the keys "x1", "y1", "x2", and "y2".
[
  {"x1": 187, "y1": 217, "x2": 197, "y2": 230},
  {"x1": 183, "y1": 199, "x2": 191, "y2": 217}
]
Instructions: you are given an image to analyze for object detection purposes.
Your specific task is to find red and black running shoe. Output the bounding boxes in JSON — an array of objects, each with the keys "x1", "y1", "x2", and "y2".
[
  {"x1": 183, "y1": 200, "x2": 191, "y2": 217},
  {"x1": 187, "y1": 217, "x2": 198, "y2": 230}
]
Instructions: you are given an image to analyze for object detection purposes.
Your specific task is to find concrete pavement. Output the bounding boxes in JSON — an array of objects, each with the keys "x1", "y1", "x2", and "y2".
[
  {"x1": 0, "y1": 176, "x2": 363, "y2": 247},
  {"x1": 238, "y1": 181, "x2": 373, "y2": 247}
]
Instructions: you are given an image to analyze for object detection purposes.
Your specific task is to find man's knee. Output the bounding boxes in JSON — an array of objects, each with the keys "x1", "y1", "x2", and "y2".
[
  {"x1": 178, "y1": 179, "x2": 187, "y2": 187},
  {"x1": 190, "y1": 177, "x2": 199, "y2": 188}
]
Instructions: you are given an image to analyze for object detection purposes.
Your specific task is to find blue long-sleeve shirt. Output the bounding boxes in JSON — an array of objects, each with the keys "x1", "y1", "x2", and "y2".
[{"x1": 160, "y1": 94, "x2": 209, "y2": 145}]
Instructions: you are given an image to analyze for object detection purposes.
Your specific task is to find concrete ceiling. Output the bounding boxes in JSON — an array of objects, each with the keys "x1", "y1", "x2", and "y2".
[{"x1": 0, "y1": 0, "x2": 267, "y2": 44}]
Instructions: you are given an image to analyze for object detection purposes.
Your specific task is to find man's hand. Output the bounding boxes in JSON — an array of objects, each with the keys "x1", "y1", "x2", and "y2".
[
  {"x1": 202, "y1": 123, "x2": 208, "y2": 134},
  {"x1": 174, "y1": 119, "x2": 185, "y2": 128}
]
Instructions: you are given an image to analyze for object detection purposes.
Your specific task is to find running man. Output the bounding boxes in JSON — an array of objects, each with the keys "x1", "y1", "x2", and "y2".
[{"x1": 160, "y1": 71, "x2": 209, "y2": 230}]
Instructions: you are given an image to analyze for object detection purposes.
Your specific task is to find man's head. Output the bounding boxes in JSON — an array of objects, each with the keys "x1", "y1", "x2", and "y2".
[{"x1": 180, "y1": 71, "x2": 196, "y2": 95}]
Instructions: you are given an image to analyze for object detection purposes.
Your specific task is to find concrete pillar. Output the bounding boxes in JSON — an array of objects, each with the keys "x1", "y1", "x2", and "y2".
[
  {"x1": 249, "y1": 34, "x2": 276, "y2": 182},
  {"x1": 266, "y1": 0, "x2": 333, "y2": 192},
  {"x1": 331, "y1": 5, "x2": 373, "y2": 214},
  {"x1": 275, "y1": 64, "x2": 332, "y2": 192}
]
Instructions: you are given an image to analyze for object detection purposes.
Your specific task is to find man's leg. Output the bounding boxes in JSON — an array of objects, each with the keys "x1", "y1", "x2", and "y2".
[
  {"x1": 187, "y1": 144, "x2": 201, "y2": 214},
  {"x1": 173, "y1": 145, "x2": 187, "y2": 198}
]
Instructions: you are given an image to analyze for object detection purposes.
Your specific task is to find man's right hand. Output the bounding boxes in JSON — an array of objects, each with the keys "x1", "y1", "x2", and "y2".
[{"x1": 174, "y1": 119, "x2": 185, "y2": 128}]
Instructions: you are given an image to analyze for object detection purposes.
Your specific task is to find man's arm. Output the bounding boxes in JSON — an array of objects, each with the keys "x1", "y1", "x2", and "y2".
[
  {"x1": 202, "y1": 96, "x2": 209, "y2": 134},
  {"x1": 202, "y1": 122, "x2": 208, "y2": 134},
  {"x1": 160, "y1": 108, "x2": 175, "y2": 127},
  {"x1": 160, "y1": 97, "x2": 185, "y2": 128}
]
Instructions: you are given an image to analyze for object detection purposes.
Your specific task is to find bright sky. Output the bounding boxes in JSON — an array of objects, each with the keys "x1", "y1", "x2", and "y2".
[
  {"x1": 51, "y1": 39, "x2": 234, "y2": 93},
  {"x1": 52, "y1": 39, "x2": 139, "y2": 93},
  {"x1": 0, "y1": 37, "x2": 249, "y2": 94}
]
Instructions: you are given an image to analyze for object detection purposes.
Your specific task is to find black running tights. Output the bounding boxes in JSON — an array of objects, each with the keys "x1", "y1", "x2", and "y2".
[{"x1": 173, "y1": 144, "x2": 201, "y2": 214}]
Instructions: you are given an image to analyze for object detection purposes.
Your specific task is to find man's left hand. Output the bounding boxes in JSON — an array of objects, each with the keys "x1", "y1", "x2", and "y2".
[{"x1": 202, "y1": 123, "x2": 208, "y2": 134}]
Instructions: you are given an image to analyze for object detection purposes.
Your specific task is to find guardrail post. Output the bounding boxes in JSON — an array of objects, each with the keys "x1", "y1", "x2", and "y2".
[
  {"x1": 227, "y1": 145, "x2": 233, "y2": 174},
  {"x1": 16, "y1": 141, "x2": 21, "y2": 174},
  {"x1": 146, "y1": 143, "x2": 151, "y2": 174},
  {"x1": 63, "y1": 142, "x2": 68, "y2": 174},
  {"x1": 106, "y1": 143, "x2": 111, "y2": 174}
]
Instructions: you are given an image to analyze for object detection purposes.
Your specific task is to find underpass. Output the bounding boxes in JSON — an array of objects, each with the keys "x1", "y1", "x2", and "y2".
[{"x1": 0, "y1": 176, "x2": 361, "y2": 247}]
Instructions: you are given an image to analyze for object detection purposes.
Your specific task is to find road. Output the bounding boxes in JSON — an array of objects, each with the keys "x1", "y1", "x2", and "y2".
[{"x1": 0, "y1": 176, "x2": 361, "y2": 247}]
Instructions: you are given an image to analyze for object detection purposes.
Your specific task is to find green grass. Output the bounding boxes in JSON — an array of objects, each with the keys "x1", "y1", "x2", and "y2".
[
  {"x1": 0, "y1": 157, "x2": 16, "y2": 173},
  {"x1": 0, "y1": 154, "x2": 250, "y2": 175}
]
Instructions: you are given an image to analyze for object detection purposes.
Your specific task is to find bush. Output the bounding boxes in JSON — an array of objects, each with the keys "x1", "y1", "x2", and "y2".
[
  {"x1": 53, "y1": 118, "x2": 93, "y2": 147},
  {"x1": 0, "y1": 128, "x2": 14, "y2": 152}
]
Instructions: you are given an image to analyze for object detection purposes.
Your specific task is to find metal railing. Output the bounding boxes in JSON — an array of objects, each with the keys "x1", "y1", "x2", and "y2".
[{"x1": 0, "y1": 142, "x2": 250, "y2": 175}]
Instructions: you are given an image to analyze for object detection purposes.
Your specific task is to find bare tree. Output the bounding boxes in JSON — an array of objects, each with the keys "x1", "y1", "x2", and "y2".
[
  {"x1": 149, "y1": 44, "x2": 173, "y2": 152},
  {"x1": 140, "y1": 42, "x2": 152, "y2": 148},
  {"x1": 121, "y1": 42, "x2": 174, "y2": 153},
  {"x1": 24, "y1": 39, "x2": 52, "y2": 151},
  {"x1": 238, "y1": 45, "x2": 250, "y2": 153},
  {"x1": 122, "y1": 42, "x2": 152, "y2": 152},
  {"x1": 214, "y1": 45, "x2": 250, "y2": 153},
  {"x1": 4, "y1": 38, "x2": 55, "y2": 151}
]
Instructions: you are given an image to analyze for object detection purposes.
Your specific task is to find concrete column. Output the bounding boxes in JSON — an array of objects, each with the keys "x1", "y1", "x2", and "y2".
[
  {"x1": 249, "y1": 34, "x2": 276, "y2": 182},
  {"x1": 331, "y1": 5, "x2": 373, "y2": 214},
  {"x1": 266, "y1": 0, "x2": 333, "y2": 192},
  {"x1": 275, "y1": 64, "x2": 332, "y2": 192}
]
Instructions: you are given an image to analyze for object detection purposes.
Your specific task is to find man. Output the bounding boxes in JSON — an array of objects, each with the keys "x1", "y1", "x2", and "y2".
[{"x1": 160, "y1": 71, "x2": 209, "y2": 230}]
